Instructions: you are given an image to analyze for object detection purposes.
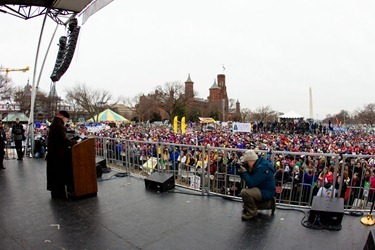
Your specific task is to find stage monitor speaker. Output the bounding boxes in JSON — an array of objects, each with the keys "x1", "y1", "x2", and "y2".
[
  {"x1": 144, "y1": 172, "x2": 175, "y2": 192},
  {"x1": 364, "y1": 230, "x2": 375, "y2": 250},
  {"x1": 308, "y1": 196, "x2": 344, "y2": 227},
  {"x1": 96, "y1": 157, "x2": 106, "y2": 167},
  {"x1": 95, "y1": 157, "x2": 106, "y2": 178}
]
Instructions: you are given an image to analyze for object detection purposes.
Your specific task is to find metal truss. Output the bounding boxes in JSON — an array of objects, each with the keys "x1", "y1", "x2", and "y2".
[{"x1": 0, "y1": 4, "x2": 76, "y2": 25}]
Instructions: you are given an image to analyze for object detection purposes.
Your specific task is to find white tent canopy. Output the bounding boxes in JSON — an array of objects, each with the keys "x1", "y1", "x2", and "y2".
[{"x1": 278, "y1": 111, "x2": 304, "y2": 119}]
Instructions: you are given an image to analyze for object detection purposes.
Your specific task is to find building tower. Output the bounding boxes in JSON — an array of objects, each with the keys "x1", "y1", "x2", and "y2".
[
  {"x1": 184, "y1": 73, "x2": 194, "y2": 99},
  {"x1": 217, "y1": 74, "x2": 228, "y2": 121},
  {"x1": 235, "y1": 99, "x2": 241, "y2": 121},
  {"x1": 49, "y1": 81, "x2": 58, "y2": 119},
  {"x1": 209, "y1": 78, "x2": 220, "y2": 101},
  {"x1": 217, "y1": 74, "x2": 227, "y2": 99}
]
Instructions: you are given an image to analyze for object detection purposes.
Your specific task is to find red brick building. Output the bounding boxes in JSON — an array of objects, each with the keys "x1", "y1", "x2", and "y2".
[
  {"x1": 137, "y1": 73, "x2": 241, "y2": 122},
  {"x1": 184, "y1": 73, "x2": 241, "y2": 121}
]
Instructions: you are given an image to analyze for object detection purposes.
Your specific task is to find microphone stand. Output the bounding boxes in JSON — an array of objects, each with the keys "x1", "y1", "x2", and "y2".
[{"x1": 361, "y1": 197, "x2": 375, "y2": 226}]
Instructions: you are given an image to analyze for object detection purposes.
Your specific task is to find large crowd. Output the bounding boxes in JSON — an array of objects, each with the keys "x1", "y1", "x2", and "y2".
[
  {"x1": 65, "y1": 120, "x2": 375, "y2": 156},
  {"x1": 30, "y1": 120, "x2": 375, "y2": 206}
]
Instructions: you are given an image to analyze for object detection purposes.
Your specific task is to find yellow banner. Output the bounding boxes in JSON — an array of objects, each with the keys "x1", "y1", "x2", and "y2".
[
  {"x1": 181, "y1": 117, "x2": 186, "y2": 134},
  {"x1": 173, "y1": 116, "x2": 178, "y2": 133}
]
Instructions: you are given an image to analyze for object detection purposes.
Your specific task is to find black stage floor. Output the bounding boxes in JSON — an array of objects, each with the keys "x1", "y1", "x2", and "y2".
[{"x1": 0, "y1": 157, "x2": 372, "y2": 250}]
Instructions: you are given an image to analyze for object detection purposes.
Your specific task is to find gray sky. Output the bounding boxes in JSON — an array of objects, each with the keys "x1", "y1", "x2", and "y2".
[{"x1": 1, "y1": 0, "x2": 375, "y2": 120}]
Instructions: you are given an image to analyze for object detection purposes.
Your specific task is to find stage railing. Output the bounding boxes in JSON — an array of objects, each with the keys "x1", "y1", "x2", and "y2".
[{"x1": 92, "y1": 136, "x2": 375, "y2": 213}]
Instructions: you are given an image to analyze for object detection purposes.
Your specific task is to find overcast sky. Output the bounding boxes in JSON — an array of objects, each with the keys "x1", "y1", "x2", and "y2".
[{"x1": 1, "y1": 0, "x2": 375, "y2": 120}]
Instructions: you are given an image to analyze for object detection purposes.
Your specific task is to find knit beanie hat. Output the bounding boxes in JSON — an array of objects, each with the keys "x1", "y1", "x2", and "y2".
[{"x1": 242, "y1": 150, "x2": 258, "y2": 162}]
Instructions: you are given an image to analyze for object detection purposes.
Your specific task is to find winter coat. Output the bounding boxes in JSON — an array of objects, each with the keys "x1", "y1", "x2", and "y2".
[
  {"x1": 240, "y1": 157, "x2": 276, "y2": 201},
  {"x1": 0, "y1": 127, "x2": 6, "y2": 150},
  {"x1": 12, "y1": 123, "x2": 24, "y2": 141},
  {"x1": 46, "y1": 116, "x2": 76, "y2": 192}
]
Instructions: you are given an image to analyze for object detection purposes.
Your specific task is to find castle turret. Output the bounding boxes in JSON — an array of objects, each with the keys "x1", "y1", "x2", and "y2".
[
  {"x1": 235, "y1": 99, "x2": 241, "y2": 120},
  {"x1": 217, "y1": 74, "x2": 225, "y2": 88},
  {"x1": 185, "y1": 73, "x2": 194, "y2": 99},
  {"x1": 209, "y1": 78, "x2": 220, "y2": 101}
]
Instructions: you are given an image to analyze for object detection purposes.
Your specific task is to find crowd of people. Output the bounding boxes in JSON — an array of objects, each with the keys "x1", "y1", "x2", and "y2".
[
  {"x1": 48, "y1": 120, "x2": 373, "y2": 207},
  {"x1": 64, "y1": 120, "x2": 375, "y2": 156},
  {"x1": 0, "y1": 109, "x2": 372, "y2": 219},
  {"x1": 26, "y1": 118, "x2": 375, "y2": 208}
]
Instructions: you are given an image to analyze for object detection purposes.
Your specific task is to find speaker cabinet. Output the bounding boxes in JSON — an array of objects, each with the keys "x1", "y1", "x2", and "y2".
[
  {"x1": 95, "y1": 157, "x2": 106, "y2": 178},
  {"x1": 364, "y1": 230, "x2": 375, "y2": 250},
  {"x1": 144, "y1": 172, "x2": 175, "y2": 192},
  {"x1": 308, "y1": 196, "x2": 344, "y2": 227}
]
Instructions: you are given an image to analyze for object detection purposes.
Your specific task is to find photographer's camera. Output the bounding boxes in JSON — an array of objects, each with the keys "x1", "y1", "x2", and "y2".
[{"x1": 236, "y1": 162, "x2": 249, "y2": 173}]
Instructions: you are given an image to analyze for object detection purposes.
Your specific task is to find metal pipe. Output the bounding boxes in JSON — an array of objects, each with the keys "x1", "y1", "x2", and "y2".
[{"x1": 28, "y1": 8, "x2": 50, "y2": 157}]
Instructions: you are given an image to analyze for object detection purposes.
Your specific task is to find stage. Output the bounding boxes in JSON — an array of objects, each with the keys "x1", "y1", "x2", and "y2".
[{"x1": 0, "y1": 157, "x2": 372, "y2": 249}]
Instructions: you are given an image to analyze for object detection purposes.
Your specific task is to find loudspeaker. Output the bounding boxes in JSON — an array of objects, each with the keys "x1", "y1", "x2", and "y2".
[
  {"x1": 364, "y1": 230, "x2": 375, "y2": 250},
  {"x1": 308, "y1": 196, "x2": 344, "y2": 227},
  {"x1": 144, "y1": 172, "x2": 175, "y2": 192},
  {"x1": 50, "y1": 36, "x2": 67, "y2": 82},
  {"x1": 95, "y1": 157, "x2": 106, "y2": 178},
  {"x1": 96, "y1": 157, "x2": 106, "y2": 167},
  {"x1": 50, "y1": 18, "x2": 80, "y2": 82}
]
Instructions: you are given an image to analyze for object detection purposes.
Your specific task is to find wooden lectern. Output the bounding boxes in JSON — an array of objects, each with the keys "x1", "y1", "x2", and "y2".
[{"x1": 70, "y1": 138, "x2": 98, "y2": 198}]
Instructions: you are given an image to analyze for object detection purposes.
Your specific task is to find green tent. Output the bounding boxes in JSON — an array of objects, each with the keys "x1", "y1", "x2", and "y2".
[{"x1": 2, "y1": 112, "x2": 29, "y2": 123}]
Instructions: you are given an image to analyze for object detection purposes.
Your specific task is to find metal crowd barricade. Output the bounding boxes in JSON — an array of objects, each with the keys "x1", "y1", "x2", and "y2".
[
  {"x1": 340, "y1": 155, "x2": 375, "y2": 212},
  {"x1": 5, "y1": 137, "x2": 16, "y2": 160},
  {"x1": 92, "y1": 137, "x2": 208, "y2": 194},
  {"x1": 91, "y1": 136, "x2": 375, "y2": 213}
]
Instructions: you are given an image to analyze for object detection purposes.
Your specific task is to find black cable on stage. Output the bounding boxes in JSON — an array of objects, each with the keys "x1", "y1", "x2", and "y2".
[
  {"x1": 167, "y1": 189, "x2": 213, "y2": 197},
  {"x1": 348, "y1": 211, "x2": 364, "y2": 217},
  {"x1": 167, "y1": 188, "x2": 242, "y2": 199},
  {"x1": 97, "y1": 174, "x2": 116, "y2": 182},
  {"x1": 115, "y1": 172, "x2": 129, "y2": 177},
  {"x1": 97, "y1": 172, "x2": 129, "y2": 182}
]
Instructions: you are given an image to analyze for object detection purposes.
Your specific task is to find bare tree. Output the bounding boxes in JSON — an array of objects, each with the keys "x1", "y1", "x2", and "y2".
[
  {"x1": 251, "y1": 105, "x2": 277, "y2": 122},
  {"x1": 322, "y1": 109, "x2": 354, "y2": 124},
  {"x1": 64, "y1": 96, "x2": 85, "y2": 122},
  {"x1": 13, "y1": 86, "x2": 30, "y2": 113},
  {"x1": 241, "y1": 108, "x2": 252, "y2": 122},
  {"x1": 13, "y1": 86, "x2": 48, "y2": 117},
  {"x1": 154, "y1": 81, "x2": 190, "y2": 121},
  {"x1": 334, "y1": 110, "x2": 353, "y2": 125},
  {"x1": 120, "y1": 93, "x2": 143, "y2": 121},
  {"x1": 0, "y1": 75, "x2": 14, "y2": 100},
  {"x1": 357, "y1": 104, "x2": 375, "y2": 125},
  {"x1": 65, "y1": 83, "x2": 116, "y2": 122},
  {"x1": 188, "y1": 106, "x2": 202, "y2": 122}
]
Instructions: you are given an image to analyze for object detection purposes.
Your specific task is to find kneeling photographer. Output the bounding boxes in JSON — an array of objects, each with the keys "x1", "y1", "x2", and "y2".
[{"x1": 238, "y1": 150, "x2": 276, "y2": 221}]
